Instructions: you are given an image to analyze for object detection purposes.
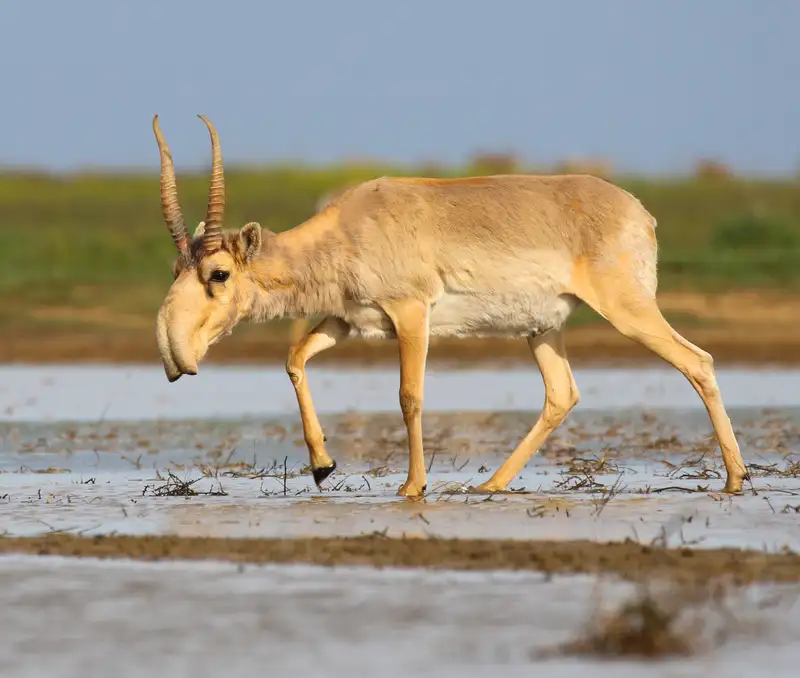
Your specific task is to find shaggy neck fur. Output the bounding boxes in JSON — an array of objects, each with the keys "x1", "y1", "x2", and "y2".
[{"x1": 246, "y1": 209, "x2": 352, "y2": 322}]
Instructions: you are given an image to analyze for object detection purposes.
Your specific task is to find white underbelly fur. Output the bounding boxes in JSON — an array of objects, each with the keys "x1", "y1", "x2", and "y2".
[{"x1": 342, "y1": 292, "x2": 580, "y2": 340}]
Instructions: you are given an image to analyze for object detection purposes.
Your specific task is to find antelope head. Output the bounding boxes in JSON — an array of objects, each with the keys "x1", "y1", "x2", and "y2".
[{"x1": 153, "y1": 115, "x2": 264, "y2": 382}]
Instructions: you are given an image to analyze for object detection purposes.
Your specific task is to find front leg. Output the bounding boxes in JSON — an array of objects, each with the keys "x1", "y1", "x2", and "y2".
[
  {"x1": 380, "y1": 299, "x2": 430, "y2": 498},
  {"x1": 286, "y1": 316, "x2": 350, "y2": 486}
]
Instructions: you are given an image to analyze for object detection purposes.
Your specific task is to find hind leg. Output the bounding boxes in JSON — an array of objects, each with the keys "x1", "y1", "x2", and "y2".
[
  {"x1": 582, "y1": 289, "x2": 747, "y2": 493},
  {"x1": 475, "y1": 329, "x2": 579, "y2": 493}
]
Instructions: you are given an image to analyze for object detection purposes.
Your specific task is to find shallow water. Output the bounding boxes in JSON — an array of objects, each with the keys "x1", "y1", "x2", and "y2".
[
  {"x1": 2, "y1": 364, "x2": 800, "y2": 676},
  {"x1": 2, "y1": 364, "x2": 800, "y2": 422},
  {"x1": 2, "y1": 401, "x2": 799, "y2": 551}
]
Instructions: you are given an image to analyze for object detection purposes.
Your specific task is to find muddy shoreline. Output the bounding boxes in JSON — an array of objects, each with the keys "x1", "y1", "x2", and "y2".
[
  {"x1": 4, "y1": 326, "x2": 800, "y2": 367},
  {"x1": 2, "y1": 534, "x2": 799, "y2": 584}
]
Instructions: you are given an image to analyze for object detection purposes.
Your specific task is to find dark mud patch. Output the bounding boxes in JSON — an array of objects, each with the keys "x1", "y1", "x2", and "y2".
[{"x1": 2, "y1": 534, "x2": 800, "y2": 584}]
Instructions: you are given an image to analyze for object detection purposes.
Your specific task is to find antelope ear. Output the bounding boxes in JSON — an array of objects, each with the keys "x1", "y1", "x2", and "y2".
[
  {"x1": 193, "y1": 221, "x2": 207, "y2": 238},
  {"x1": 239, "y1": 222, "x2": 263, "y2": 262}
]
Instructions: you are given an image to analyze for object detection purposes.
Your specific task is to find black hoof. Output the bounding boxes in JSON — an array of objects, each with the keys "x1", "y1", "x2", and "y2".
[{"x1": 313, "y1": 461, "x2": 337, "y2": 486}]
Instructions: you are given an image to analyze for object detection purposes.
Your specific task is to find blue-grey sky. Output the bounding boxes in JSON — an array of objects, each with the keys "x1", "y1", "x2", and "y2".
[{"x1": 1, "y1": 0, "x2": 797, "y2": 175}]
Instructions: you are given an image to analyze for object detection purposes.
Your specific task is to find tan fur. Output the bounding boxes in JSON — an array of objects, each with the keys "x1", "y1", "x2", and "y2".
[
  {"x1": 156, "y1": 142, "x2": 749, "y2": 498},
  {"x1": 242, "y1": 174, "x2": 655, "y2": 340}
]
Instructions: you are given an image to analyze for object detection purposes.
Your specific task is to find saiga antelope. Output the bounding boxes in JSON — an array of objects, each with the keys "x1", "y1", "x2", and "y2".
[{"x1": 153, "y1": 115, "x2": 749, "y2": 497}]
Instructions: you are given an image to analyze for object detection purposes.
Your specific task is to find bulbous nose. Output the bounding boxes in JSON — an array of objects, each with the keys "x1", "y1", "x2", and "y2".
[{"x1": 156, "y1": 299, "x2": 200, "y2": 382}]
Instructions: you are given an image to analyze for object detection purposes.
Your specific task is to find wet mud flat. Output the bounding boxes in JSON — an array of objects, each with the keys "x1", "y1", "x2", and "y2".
[
  {"x1": 3, "y1": 532, "x2": 800, "y2": 586},
  {"x1": 2, "y1": 406, "x2": 800, "y2": 550},
  {"x1": 3, "y1": 367, "x2": 800, "y2": 676}
]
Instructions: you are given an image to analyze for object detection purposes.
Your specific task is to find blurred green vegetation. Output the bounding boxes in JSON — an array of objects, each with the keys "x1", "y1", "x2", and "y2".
[{"x1": 0, "y1": 164, "x2": 798, "y2": 332}]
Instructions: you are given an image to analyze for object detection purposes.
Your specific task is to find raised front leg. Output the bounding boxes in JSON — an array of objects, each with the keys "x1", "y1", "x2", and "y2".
[
  {"x1": 286, "y1": 316, "x2": 350, "y2": 486},
  {"x1": 380, "y1": 299, "x2": 430, "y2": 498}
]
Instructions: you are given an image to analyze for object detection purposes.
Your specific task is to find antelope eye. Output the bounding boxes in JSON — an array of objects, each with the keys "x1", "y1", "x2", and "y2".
[{"x1": 210, "y1": 269, "x2": 230, "y2": 283}]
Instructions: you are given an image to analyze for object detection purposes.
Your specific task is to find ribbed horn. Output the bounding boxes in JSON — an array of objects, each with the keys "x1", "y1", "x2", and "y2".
[
  {"x1": 198, "y1": 115, "x2": 225, "y2": 254},
  {"x1": 152, "y1": 115, "x2": 191, "y2": 262}
]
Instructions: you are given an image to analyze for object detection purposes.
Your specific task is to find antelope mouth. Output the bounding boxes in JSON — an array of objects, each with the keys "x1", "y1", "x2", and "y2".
[
  {"x1": 175, "y1": 361, "x2": 199, "y2": 378},
  {"x1": 164, "y1": 326, "x2": 231, "y2": 382},
  {"x1": 164, "y1": 354, "x2": 199, "y2": 382},
  {"x1": 171, "y1": 344, "x2": 202, "y2": 380}
]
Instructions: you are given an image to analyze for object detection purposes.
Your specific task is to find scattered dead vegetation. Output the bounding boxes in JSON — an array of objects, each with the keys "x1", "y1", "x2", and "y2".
[
  {"x1": 563, "y1": 451, "x2": 621, "y2": 476},
  {"x1": 554, "y1": 452, "x2": 627, "y2": 494},
  {"x1": 199, "y1": 454, "x2": 311, "y2": 482},
  {"x1": 668, "y1": 455, "x2": 722, "y2": 481},
  {"x1": 591, "y1": 474, "x2": 627, "y2": 516},
  {"x1": 748, "y1": 458, "x2": 800, "y2": 478},
  {"x1": 363, "y1": 465, "x2": 396, "y2": 478},
  {"x1": 144, "y1": 470, "x2": 228, "y2": 498}
]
